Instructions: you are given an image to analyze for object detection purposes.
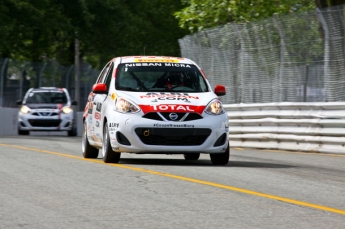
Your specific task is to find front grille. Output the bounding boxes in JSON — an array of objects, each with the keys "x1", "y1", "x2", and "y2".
[
  {"x1": 135, "y1": 128, "x2": 211, "y2": 146},
  {"x1": 28, "y1": 119, "x2": 61, "y2": 127},
  {"x1": 142, "y1": 113, "x2": 161, "y2": 121},
  {"x1": 142, "y1": 112, "x2": 203, "y2": 121},
  {"x1": 32, "y1": 112, "x2": 59, "y2": 116}
]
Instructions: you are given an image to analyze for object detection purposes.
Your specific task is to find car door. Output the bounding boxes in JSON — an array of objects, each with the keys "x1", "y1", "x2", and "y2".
[{"x1": 91, "y1": 62, "x2": 114, "y2": 144}]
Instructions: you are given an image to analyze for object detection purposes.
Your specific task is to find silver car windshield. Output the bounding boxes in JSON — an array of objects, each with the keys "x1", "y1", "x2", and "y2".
[
  {"x1": 115, "y1": 63, "x2": 209, "y2": 92},
  {"x1": 25, "y1": 91, "x2": 68, "y2": 104}
]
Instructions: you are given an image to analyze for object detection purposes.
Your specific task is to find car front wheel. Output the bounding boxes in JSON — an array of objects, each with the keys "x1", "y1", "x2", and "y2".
[
  {"x1": 102, "y1": 121, "x2": 121, "y2": 163},
  {"x1": 210, "y1": 143, "x2": 230, "y2": 165},
  {"x1": 68, "y1": 127, "x2": 77, "y2": 136},
  {"x1": 82, "y1": 120, "x2": 99, "y2": 158},
  {"x1": 18, "y1": 128, "x2": 29, "y2": 135}
]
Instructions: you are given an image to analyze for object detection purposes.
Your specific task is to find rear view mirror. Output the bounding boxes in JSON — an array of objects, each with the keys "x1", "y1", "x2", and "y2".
[
  {"x1": 214, "y1": 84, "x2": 226, "y2": 96},
  {"x1": 16, "y1": 100, "x2": 22, "y2": 105}
]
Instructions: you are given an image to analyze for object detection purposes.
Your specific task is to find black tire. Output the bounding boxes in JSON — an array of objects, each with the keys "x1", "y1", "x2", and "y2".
[
  {"x1": 18, "y1": 129, "x2": 29, "y2": 135},
  {"x1": 68, "y1": 127, "x2": 77, "y2": 136},
  {"x1": 210, "y1": 143, "x2": 230, "y2": 165},
  {"x1": 82, "y1": 121, "x2": 99, "y2": 158},
  {"x1": 184, "y1": 153, "x2": 200, "y2": 160},
  {"x1": 102, "y1": 121, "x2": 121, "y2": 163}
]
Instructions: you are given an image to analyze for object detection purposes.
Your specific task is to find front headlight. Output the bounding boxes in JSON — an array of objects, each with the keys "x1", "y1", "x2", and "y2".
[
  {"x1": 20, "y1": 105, "x2": 30, "y2": 114},
  {"x1": 62, "y1": 106, "x2": 73, "y2": 114},
  {"x1": 204, "y1": 99, "x2": 225, "y2": 115},
  {"x1": 115, "y1": 97, "x2": 140, "y2": 113}
]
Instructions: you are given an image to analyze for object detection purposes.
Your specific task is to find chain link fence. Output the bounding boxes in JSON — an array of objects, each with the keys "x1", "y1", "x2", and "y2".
[
  {"x1": 0, "y1": 58, "x2": 100, "y2": 110},
  {"x1": 179, "y1": 5, "x2": 345, "y2": 104}
]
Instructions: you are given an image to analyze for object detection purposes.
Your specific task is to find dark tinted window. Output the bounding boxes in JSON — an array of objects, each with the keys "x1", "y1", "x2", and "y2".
[
  {"x1": 115, "y1": 63, "x2": 209, "y2": 92},
  {"x1": 25, "y1": 91, "x2": 68, "y2": 104}
]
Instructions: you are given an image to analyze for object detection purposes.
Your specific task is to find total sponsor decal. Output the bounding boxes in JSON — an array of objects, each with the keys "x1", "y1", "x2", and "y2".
[{"x1": 139, "y1": 104, "x2": 205, "y2": 115}]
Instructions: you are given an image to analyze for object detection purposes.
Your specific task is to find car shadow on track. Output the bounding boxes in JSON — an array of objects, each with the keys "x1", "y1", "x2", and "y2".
[{"x1": 114, "y1": 158, "x2": 295, "y2": 169}]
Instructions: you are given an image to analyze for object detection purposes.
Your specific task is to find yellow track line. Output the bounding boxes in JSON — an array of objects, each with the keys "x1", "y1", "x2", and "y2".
[{"x1": 1, "y1": 143, "x2": 345, "y2": 216}]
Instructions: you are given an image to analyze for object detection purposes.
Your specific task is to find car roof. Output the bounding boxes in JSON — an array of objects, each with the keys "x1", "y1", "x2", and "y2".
[
  {"x1": 115, "y1": 56, "x2": 196, "y2": 65},
  {"x1": 30, "y1": 87, "x2": 66, "y2": 92}
]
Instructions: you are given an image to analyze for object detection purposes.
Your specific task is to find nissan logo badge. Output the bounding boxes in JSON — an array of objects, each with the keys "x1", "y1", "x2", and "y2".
[{"x1": 169, "y1": 113, "x2": 178, "y2": 121}]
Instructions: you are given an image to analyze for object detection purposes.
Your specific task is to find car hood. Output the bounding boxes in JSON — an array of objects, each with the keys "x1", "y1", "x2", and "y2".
[
  {"x1": 113, "y1": 91, "x2": 219, "y2": 114},
  {"x1": 24, "y1": 103, "x2": 68, "y2": 109}
]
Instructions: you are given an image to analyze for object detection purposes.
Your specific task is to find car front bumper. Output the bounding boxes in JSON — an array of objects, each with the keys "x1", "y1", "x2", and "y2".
[
  {"x1": 108, "y1": 112, "x2": 229, "y2": 154},
  {"x1": 18, "y1": 112, "x2": 75, "y2": 131}
]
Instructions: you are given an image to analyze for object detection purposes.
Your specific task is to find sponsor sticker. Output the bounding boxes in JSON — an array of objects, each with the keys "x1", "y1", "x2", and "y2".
[
  {"x1": 96, "y1": 102, "x2": 102, "y2": 112},
  {"x1": 153, "y1": 123, "x2": 195, "y2": 128},
  {"x1": 140, "y1": 93, "x2": 199, "y2": 100},
  {"x1": 94, "y1": 112, "x2": 101, "y2": 120},
  {"x1": 111, "y1": 93, "x2": 117, "y2": 100},
  {"x1": 139, "y1": 104, "x2": 205, "y2": 115},
  {"x1": 135, "y1": 59, "x2": 178, "y2": 63}
]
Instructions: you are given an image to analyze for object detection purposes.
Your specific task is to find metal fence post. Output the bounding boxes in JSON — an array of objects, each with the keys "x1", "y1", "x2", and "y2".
[
  {"x1": 274, "y1": 14, "x2": 285, "y2": 103},
  {"x1": 0, "y1": 58, "x2": 9, "y2": 107},
  {"x1": 19, "y1": 63, "x2": 27, "y2": 100},
  {"x1": 316, "y1": 8, "x2": 330, "y2": 102},
  {"x1": 65, "y1": 65, "x2": 74, "y2": 91}
]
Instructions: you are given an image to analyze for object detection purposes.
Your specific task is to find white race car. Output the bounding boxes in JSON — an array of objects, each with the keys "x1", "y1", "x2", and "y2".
[
  {"x1": 82, "y1": 56, "x2": 230, "y2": 165},
  {"x1": 17, "y1": 87, "x2": 78, "y2": 136}
]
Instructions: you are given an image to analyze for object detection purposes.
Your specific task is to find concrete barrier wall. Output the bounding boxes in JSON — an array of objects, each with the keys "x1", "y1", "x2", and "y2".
[{"x1": 0, "y1": 108, "x2": 19, "y2": 135}]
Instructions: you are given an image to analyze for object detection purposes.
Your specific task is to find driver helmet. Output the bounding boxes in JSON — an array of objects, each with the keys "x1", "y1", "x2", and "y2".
[{"x1": 166, "y1": 72, "x2": 184, "y2": 89}]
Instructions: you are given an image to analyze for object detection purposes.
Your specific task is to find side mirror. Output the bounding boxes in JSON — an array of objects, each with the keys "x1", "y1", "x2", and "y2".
[
  {"x1": 214, "y1": 84, "x2": 226, "y2": 96},
  {"x1": 71, "y1": 101, "x2": 78, "y2": 106},
  {"x1": 92, "y1": 83, "x2": 107, "y2": 94},
  {"x1": 16, "y1": 100, "x2": 23, "y2": 105}
]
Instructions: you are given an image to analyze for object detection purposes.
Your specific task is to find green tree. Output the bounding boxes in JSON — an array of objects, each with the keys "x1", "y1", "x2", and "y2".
[
  {"x1": 174, "y1": 0, "x2": 316, "y2": 33},
  {"x1": 0, "y1": 0, "x2": 189, "y2": 69}
]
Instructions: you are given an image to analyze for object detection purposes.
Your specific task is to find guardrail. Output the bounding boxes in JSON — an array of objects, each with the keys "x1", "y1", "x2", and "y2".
[{"x1": 225, "y1": 102, "x2": 345, "y2": 154}]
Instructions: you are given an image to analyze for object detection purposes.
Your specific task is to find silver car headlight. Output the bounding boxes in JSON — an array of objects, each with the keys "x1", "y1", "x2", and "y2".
[
  {"x1": 20, "y1": 105, "x2": 30, "y2": 114},
  {"x1": 62, "y1": 106, "x2": 73, "y2": 114},
  {"x1": 204, "y1": 99, "x2": 225, "y2": 115},
  {"x1": 115, "y1": 97, "x2": 140, "y2": 113}
]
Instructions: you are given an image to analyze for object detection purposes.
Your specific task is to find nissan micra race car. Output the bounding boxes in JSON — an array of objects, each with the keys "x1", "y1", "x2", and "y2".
[
  {"x1": 17, "y1": 87, "x2": 77, "y2": 136},
  {"x1": 82, "y1": 56, "x2": 230, "y2": 165}
]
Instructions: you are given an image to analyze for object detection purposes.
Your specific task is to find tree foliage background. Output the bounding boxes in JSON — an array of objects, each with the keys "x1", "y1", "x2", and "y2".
[
  {"x1": 1, "y1": 0, "x2": 344, "y2": 70},
  {"x1": 174, "y1": 0, "x2": 345, "y2": 33},
  {"x1": 0, "y1": 0, "x2": 189, "y2": 69}
]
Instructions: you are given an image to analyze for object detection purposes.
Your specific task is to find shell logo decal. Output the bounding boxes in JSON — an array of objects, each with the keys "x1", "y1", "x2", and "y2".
[{"x1": 111, "y1": 93, "x2": 117, "y2": 100}]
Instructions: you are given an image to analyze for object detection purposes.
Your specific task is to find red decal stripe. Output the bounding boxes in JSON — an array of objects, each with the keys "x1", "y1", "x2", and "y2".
[{"x1": 139, "y1": 104, "x2": 205, "y2": 115}]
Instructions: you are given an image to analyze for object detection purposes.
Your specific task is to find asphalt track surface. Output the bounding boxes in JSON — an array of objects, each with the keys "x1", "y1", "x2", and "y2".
[{"x1": 0, "y1": 135, "x2": 344, "y2": 229}]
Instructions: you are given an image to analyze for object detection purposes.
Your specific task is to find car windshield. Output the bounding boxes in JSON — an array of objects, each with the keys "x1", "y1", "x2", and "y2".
[
  {"x1": 25, "y1": 91, "x2": 68, "y2": 104},
  {"x1": 115, "y1": 63, "x2": 209, "y2": 92}
]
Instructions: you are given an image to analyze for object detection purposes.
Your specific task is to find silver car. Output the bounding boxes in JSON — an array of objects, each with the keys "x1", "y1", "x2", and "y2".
[{"x1": 17, "y1": 87, "x2": 77, "y2": 136}]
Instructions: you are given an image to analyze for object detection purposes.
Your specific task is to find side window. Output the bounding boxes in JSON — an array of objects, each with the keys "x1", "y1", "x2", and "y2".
[
  {"x1": 97, "y1": 62, "x2": 111, "y2": 84},
  {"x1": 103, "y1": 63, "x2": 114, "y2": 92}
]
